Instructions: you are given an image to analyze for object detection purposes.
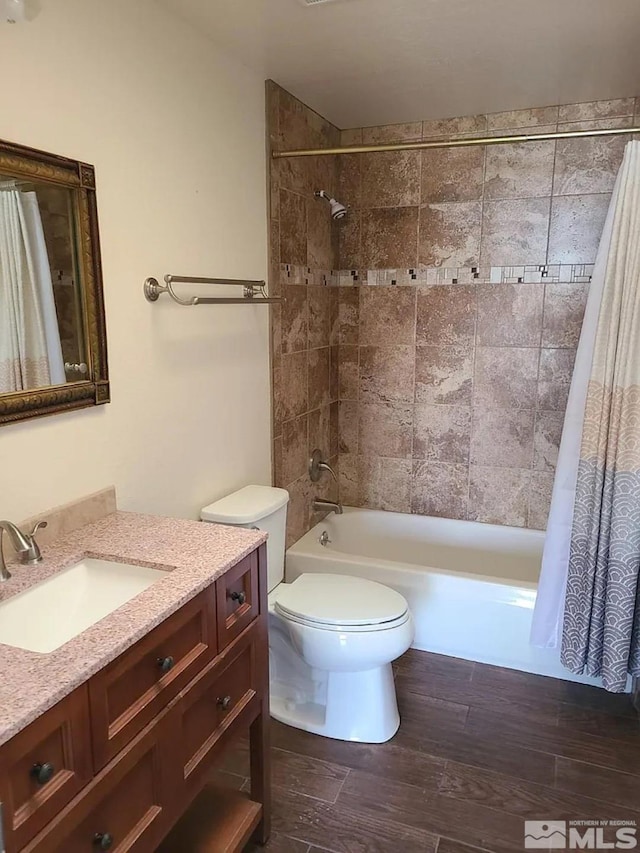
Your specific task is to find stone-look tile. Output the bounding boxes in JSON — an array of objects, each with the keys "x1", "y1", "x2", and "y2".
[
  {"x1": 285, "y1": 475, "x2": 311, "y2": 549},
  {"x1": 280, "y1": 189, "x2": 307, "y2": 265},
  {"x1": 542, "y1": 282, "x2": 588, "y2": 348},
  {"x1": 359, "y1": 286, "x2": 417, "y2": 346},
  {"x1": 281, "y1": 415, "x2": 308, "y2": 486},
  {"x1": 553, "y1": 136, "x2": 627, "y2": 196},
  {"x1": 307, "y1": 197, "x2": 334, "y2": 269},
  {"x1": 358, "y1": 457, "x2": 413, "y2": 513},
  {"x1": 360, "y1": 152, "x2": 421, "y2": 208},
  {"x1": 534, "y1": 411, "x2": 564, "y2": 472},
  {"x1": 308, "y1": 347, "x2": 330, "y2": 411},
  {"x1": 537, "y1": 348, "x2": 576, "y2": 411},
  {"x1": 484, "y1": 141, "x2": 555, "y2": 199},
  {"x1": 414, "y1": 405, "x2": 471, "y2": 463},
  {"x1": 339, "y1": 400, "x2": 359, "y2": 454},
  {"x1": 329, "y1": 345, "x2": 339, "y2": 402},
  {"x1": 548, "y1": 193, "x2": 611, "y2": 264},
  {"x1": 480, "y1": 199, "x2": 550, "y2": 266},
  {"x1": 558, "y1": 98, "x2": 636, "y2": 124},
  {"x1": 476, "y1": 284, "x2": 544, "y2": 347},
  {"x1": 329, "y1": 401, "x2": 339, "y2": 457},
  {"x1": 422, "y1": 114, "x2": 487, "y2": 140},
  {"x1": 362, "y1": 123, "x2": 422, "y2": 144},
  {"x1": 528, "y1": 471, "x2": 555, "y2": 530},
  {"x1": 471, "y1": 409, "x2": 535, "y2": 468},
  {"x1": 273, "y1": 436, "x2": 283, "y2": 487},
  {"x1": 341, "y1": 127, "x2": 363, "y2": 146},
  {"x1": 271, "y1": 302, "x2": 282, "y2": 370},
  {"x1": 421, "y1": 148, "x2": 485, "y2": 202},
  {"x1": 416, "y1": 286, "x2": 476, "y2": 347},
  {"x1": 329, "y1": 288, "x2": 339, "y2": 346},
  {"x1": 338, "y1": 213, "x2": 361, "y2": 269},
  {"x1": 419, "y1": 203, "x2": 482, "y2": 267},
  {"x1": 359, "y1": 401, "x2": 413, "y2": 459},
  {"x1": 486, "y1": 106, "x2": 559, "y2": 131},
  {"x1": 277, "y1": 351, "x2": 308, "y2": 425},
  {"x1": 415, "y1": 346, "x2": 473, "y2": 406},
  {"x1": 474, "y1": 347, "x2": 539, "y2": 409},
  {"x1": 411, "y1": 462, "x2": 469, "y2": 519},
  {"x1": 359, "y1": 346, "x2": 415, "y2": 404},
  {"x1": 309, "y1": 404, "x2": 332, "y2": 461},
  {"x1": 338, "y1": 345, "x2": 359, "y2": 400},
  {"x1": 339, "y1": 152, "x2": 361, "y2": 209},
  {"x1": 269, "y1": 221, "x2": 281, "y2": 296},
  {"x1": 338, "y1": 288, "x2": 360, "y2": 345},
  {"x1": 360, "y1": 208, "x2": 419, "y2": 268},
  {"x1": 468, "y1": 467, "x2": 530, "y2": 527},
  {"x1": 308, "y1": 286, "x2": 331, "y2": 349},
  {"x1": 282, "y1": 285, "x2": 308, "y2": 354},
  {"x1": 338, "y1": 453, "x2": 359, "y2": 505}
]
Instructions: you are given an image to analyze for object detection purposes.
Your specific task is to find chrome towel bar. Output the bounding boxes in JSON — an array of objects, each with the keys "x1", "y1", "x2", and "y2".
[{"x1": 144, "y1": 274, "x2": 281, "y2": 306}]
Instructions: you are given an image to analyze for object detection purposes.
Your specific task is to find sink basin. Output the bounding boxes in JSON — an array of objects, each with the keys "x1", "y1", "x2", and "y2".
[{"x1": 0, "y1": 558, "x2": 167, "y2": 653}]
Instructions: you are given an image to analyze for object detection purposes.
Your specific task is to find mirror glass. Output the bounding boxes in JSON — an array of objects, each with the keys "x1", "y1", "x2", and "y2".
[{"x1": 0, "y1": 173, "x2": 88, "y2": 393}]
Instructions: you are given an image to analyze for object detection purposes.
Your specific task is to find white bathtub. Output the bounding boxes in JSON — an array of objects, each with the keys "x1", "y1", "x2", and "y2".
[{"x1": 286, "y1": 507, "x2": 600, "y2": 685}]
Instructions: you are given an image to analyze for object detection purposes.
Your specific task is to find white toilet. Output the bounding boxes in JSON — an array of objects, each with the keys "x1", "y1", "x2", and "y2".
[{"x1": 201, "y1": 485, "x2": 414, "y2": 743}]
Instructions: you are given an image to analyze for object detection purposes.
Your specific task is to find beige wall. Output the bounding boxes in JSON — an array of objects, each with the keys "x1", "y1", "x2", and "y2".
[{"x1": 0, "y1": 0, "x2": 271, "y2": 522}]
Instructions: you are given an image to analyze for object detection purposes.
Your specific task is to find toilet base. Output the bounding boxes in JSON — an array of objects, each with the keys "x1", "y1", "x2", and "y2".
[{"x1": 270, "y1": 663, "x2": 400, "y2": 743}]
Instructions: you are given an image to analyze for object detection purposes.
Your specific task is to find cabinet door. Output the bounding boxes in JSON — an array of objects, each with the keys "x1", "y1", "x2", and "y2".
[
  {"x1": 0, "y1": 686, "x2": 93, "y2": 853},
  {"x1": 215, "y1": 551, "x2": 259, "y2": 650},
  {"x1": 89, "y1": 588, "x2": 216, "y2": 769},
  {"x1": 177, "y1": 623, "x2": 260, "y2": 796},
  {"x1": 22, "y1": 709, "x2": 177, "y2": 853}
]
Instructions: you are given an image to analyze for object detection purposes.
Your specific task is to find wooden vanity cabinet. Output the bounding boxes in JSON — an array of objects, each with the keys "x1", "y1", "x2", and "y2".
[{"x1": 0, "y1": 543, "x2": 270, "y2": 853}]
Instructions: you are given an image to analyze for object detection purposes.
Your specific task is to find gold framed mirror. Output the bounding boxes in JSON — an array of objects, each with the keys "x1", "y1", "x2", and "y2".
[{"x1": 0, "y1": 138, "x2": 109, "y2": 425}]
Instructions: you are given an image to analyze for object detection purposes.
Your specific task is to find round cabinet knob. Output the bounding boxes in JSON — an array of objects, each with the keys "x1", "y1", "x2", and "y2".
[
  {"x1": 217, "y1": 695, "x2": 232, "y2": 711},
  {"x1": 93, "y1": 832, "x2": 114, "y2": 850},
  {"x1": 30, "y1": 762, "x2": 55, "y2": 785},
  {"x1": 230, "y1": 590, "x2": 246, "y2": 605},
  {"x1": 157, "y1": 655, "x2": 174, "y2": 674}
]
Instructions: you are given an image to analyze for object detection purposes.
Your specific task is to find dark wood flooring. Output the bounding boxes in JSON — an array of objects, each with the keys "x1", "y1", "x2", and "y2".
[{"x1": 216, "y1": 650, "x2": 640, "y2": 853}]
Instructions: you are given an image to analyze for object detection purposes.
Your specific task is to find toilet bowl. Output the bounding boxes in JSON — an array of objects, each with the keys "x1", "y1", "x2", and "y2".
[{"x1": 201, "y1": 485, "x2": 414, "y2": 743}]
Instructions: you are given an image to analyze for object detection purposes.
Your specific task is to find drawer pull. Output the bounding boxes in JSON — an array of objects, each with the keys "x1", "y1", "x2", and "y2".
[
  {"x1": 230, "y1": 590, "x2": 246, "y2": 606},
  {"x1": 93, "y1": 832, "x2": 114, "y2": 850},
  {"x1": 217, "y1": 695, "x2": 232, "y2": 711},
  {"x1": 157, "y1": 655, "x2": 175, "y2": 674},
  {"x1": 30, "y1": 762, "x2": 55, "y2": 785}
]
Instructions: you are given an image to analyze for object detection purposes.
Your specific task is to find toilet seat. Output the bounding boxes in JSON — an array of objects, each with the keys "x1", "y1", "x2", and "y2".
[{"x1": 274, "y1": 573, "x2": 409, "y2": 632}]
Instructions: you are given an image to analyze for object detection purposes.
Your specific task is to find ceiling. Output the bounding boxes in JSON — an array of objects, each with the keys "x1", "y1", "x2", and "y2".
[{"x1": 158, "y1": 0, "x2": 640, "y2": 129}]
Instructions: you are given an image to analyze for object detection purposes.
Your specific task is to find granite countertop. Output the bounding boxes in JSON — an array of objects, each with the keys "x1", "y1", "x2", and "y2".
[{"x1": 0, "y1": 510, "x2": 267, "y2": 747}]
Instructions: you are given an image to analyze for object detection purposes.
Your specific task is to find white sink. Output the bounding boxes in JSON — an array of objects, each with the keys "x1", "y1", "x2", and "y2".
[{"x1": 0, "y1": 558, "x2": 167, "y2": 653}]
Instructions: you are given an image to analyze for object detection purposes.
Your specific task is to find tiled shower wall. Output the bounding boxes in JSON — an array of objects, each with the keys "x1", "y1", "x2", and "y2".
[
  {"x1": 267, "y1": 82, "x2": 341, "y2": 546},
  {"x1": 334, "y1": 96, "x2": 640, "y2": 529}
]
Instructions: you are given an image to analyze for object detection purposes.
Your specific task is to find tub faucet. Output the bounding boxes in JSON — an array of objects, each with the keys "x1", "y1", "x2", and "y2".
[
  {"x1": 0, "y1": 520, "x2": 47, "y2": 582},
  {"x1": 312, "y1": 498, "x2": 343, "y2": 516}
]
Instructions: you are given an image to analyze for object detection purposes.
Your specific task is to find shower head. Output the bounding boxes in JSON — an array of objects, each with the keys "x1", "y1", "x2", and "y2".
[{"x1": 315, "y1": 190, "x2": 348, "y2": 220}]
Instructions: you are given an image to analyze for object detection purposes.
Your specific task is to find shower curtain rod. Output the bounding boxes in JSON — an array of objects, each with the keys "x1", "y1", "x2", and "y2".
[{"x1": 272, "y1": 125, "x2": 640, "y2": 158}]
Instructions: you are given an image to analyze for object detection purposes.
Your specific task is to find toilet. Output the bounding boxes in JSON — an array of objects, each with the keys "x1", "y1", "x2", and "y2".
[{"x1": 201, "y1": 485, "x2": 414, "y2": 744}]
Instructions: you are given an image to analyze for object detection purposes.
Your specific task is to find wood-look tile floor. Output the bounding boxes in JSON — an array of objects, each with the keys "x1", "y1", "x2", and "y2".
[{"x1": 218, "y1": 650, "x2": 640, "y2": 853}]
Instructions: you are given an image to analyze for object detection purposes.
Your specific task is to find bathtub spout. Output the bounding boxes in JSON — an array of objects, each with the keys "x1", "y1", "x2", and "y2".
[{"x1": 312, "y1": 498, "x2": 343, "y2": 515}]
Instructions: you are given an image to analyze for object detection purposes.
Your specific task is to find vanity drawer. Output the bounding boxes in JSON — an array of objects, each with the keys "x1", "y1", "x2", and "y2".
[
  {"x1": 89, "y1": 588, "x2": 216, "y2": 769},
  {"x1": 176, "y1": 623, "x2": 260, "y2": 795},
  {"x1": 0, "y1": 686, "x2": 93, "y2": 853},
  {"x1": 216, "y1": 551, "x2": 259, "y2": 650},
  {"x1": 23, "y1": 709, "x2": 175, "y2": 853}
]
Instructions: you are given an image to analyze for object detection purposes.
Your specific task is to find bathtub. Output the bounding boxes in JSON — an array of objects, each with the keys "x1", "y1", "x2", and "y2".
[{"x1": 286, "y1": 507, "x2": 600, "y2": 685}]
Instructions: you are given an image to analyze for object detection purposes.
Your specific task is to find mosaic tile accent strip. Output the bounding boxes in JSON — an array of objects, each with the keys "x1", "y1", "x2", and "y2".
[{"x1": 281, "y1": 263, "x2": 594, "y2": 287}]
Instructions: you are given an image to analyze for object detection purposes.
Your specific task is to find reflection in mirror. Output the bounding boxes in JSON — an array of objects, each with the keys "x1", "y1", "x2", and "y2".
[{"x1": 0, "y1": 174, "x2": 87, "y2": 393}]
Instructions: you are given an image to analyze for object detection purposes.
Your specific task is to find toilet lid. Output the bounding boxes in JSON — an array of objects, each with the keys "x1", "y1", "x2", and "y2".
[{"x1": 275, "y1": 573, "x2": 408, "y2": 628}]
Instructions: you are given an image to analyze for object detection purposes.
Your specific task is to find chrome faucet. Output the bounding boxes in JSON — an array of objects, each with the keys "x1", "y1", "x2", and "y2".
[
  {"x1": 312, "y1": 498, "x2": 343, "y2": 516},
  {"x1": 0, "y1": 520, "x2": 47, "y2": 582}
]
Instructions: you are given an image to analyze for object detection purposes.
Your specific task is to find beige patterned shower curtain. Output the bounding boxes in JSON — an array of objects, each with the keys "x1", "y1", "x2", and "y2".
[
  {"x1": 0, "y1": 186, "x2": 65, "y2": 392},
  {"x1": 561, "y1": 141, "x2": 640, "y2": 692}
]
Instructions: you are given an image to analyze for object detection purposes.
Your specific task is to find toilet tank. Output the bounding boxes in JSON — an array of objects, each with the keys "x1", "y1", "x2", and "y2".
[{"x1": 200, "y1": 485, "x2": 289, "y2": 593}]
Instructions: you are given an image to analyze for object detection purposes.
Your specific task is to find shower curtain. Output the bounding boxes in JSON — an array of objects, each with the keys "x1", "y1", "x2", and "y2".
[
  {"x1": 0, "y1": 186, "x2": 65, "y2": 393},
  {"x1": 532, "y1": 141, "x2": 640, "y2": 691}
]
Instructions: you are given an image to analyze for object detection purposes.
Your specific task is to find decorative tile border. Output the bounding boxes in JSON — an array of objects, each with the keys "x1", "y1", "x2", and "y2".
[{"x1": 280, "y1": 263, "x2": 594, "y2": 287}]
